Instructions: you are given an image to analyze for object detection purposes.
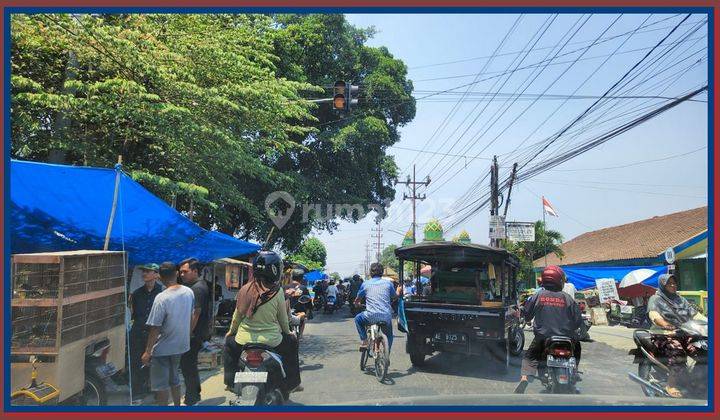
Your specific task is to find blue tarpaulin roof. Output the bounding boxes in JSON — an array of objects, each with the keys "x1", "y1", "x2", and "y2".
[
  {"x1": 562, "y1": 265, "x2": 665, "y2": 290},
  {"x1": 304, "y1": 270, "x2": 326, "y2": 284},
  {"x1": 10, "y1": 160, "x2": 261, "y2": 265}
]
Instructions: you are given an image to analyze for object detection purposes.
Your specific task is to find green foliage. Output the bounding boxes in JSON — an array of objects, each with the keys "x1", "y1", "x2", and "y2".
[
  {"x1": 289, "y1": 237, "x2": 327, "y2": 271},
  {"x1": 329, "y1": 272, "x2": 342, "y2": 283},
  {"x1": 10, "y1": 13, "x2": 416, "y2": 252},
  {"x1": 380, "y1": 244, "x2": 399, "y2": 272},
  {"x1": 503, "y1": 221, "x2": 565, "y2": 284}
]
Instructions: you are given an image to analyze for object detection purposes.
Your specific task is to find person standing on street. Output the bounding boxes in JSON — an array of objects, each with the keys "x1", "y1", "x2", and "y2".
[
  {"x1": 142, "y1": 262, "x2": 195, "y2": 406},
  {"x1": 128, "y1": 263, "x2": 163, "y2": 401},
  {"x1": 178, "y1": 257, "x2": 210, "y2": 406}
]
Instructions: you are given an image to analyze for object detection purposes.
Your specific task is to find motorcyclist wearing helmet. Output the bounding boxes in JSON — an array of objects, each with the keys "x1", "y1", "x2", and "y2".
[
  {"x1": 515, "y1": 265, "x2": 583, "y2": 394},
  {"x1": 223, "y1": 251, "x2": 301, "y2": 393}
]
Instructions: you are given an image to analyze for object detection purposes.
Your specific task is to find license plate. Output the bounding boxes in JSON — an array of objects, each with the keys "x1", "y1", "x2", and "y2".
[
  {"x1": 547, "y1": 355, "x2": 576, "y2": 368},
  {"x1": 234, "y1": 371, "x2": 268, "y2": 384},
  {"x1": 434, "y1": 332, "x2": 467, "y2": 344}
]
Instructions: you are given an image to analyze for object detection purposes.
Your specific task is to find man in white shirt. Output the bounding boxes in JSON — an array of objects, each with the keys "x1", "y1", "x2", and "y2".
[{"x1": 326, "y1": 280, "x2": 338, "y2": 300}]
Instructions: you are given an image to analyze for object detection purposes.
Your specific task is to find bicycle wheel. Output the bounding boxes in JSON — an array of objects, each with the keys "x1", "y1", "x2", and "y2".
[
  {"x1": 374, "y1": 335, "x2": 389, "y2": 382},
  {"x1": 360, "y1": 348, "x2": 369, "y2": 371}
]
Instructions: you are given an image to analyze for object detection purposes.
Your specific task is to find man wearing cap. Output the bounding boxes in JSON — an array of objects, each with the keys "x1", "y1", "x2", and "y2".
[{"x1": 128, "y1": 263, "x2": 163, "y2": 400}]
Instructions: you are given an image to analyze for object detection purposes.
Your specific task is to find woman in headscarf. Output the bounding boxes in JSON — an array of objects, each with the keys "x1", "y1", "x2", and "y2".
[
  {"x1": 646, "y1": 273, "x2": 706, "y2": 397},
  {"x1": 222, "y1": 251, "x2": 301, "y2": 394}
]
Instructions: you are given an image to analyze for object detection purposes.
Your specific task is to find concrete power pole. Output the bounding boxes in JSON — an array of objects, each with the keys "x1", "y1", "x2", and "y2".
[
  {"x1": 371, "y1": 224, "x2": 384, "y2": 263},
  {"x1": 489, "y1": 156, "x2": 500, "y2": 247},
  {"x1": 399, "y1": 164, "x2": 431, "y2": 243}
]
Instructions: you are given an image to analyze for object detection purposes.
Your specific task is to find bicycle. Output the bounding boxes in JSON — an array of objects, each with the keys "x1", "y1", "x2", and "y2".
[{"x1": 359, "y1": 321, "x2": 390, "y2": 383}]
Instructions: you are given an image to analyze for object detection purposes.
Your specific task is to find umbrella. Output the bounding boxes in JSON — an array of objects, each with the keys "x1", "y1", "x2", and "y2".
[
  {"x1": 618, "y1": 269, "x2": 657, "y2": 299},
  {"x1": 619, "y1": 269, "x2": 657, "y2": 288}
]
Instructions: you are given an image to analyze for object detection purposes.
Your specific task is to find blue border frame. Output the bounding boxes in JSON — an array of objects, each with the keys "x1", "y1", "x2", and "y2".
[{"x1": 3, "y1": 6, "x2": 715, "y2": 413}]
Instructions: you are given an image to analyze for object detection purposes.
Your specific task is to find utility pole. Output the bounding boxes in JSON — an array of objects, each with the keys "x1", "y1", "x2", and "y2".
[
  {"x1": 503, "y1": 162, "x2": 518, "y2": 219},
  {"x1": 399, "y1": 164, "x2": 431, "y2": 243},
  {"x1": 489, "y1": 156, "x2": 499, "y2": 247},
  {"x1": 371, "y1": 223, "x2": 384, "y2": 263},
  {"x1": 364, "y1": 242, "x2": 372, "y2": 277}
]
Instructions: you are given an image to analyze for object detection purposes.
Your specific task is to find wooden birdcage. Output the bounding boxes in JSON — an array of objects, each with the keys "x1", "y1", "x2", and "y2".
[{"x1": 10, "y1": 250, "x2": 127, "y2": 403}]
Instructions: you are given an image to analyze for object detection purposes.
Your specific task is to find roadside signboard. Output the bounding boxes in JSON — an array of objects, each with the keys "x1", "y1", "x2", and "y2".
[
  {"x1": 506, "y1": 221, "x2": 536, "y2": 242},
  {"x1": 596, "y1": 278, "x2": 619, "y2": 302},
  {"x1": 489, "y1": 215, "x2": 506, "y2": 239}
]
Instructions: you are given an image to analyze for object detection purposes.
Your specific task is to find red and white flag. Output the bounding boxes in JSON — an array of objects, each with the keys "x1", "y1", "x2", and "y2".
[{"x1": 542, "y1": 196, "x2": 559, "y2": 217}]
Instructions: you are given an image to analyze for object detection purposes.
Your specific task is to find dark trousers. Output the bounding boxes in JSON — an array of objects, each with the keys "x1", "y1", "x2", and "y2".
[
  {"x1": 521, "y1": 336, "x2": 582, "y2": 377},
  {"x1": 129, "y1": 329, "x2": 150, "y2": 397},
  {"x1": 223, "y1": 334, "x2": 301, "y2": 392},
  {"x1": 180, "y1": 335, "x2": 203, "y2": 404}
]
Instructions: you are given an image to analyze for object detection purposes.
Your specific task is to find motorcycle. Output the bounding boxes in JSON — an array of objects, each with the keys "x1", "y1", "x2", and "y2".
[
  {"x1": 290, "y1": 295, "x2": 312, "y2": 340},
  {"x1": 627, "y1": 319, "x2": 708, "y2": 399},
  {"x1": 313, "y1": 294, "x2": 325, "y2": 312},
  {"x1": 577, "y1": 301, "x2": 592, "y2": 342},
  {"x1": 533, "y1": 336, "x2": 580, "y2": 394},
  {"x1": 607, "y1": 301, "x2": 651, "y2": 329},
  {"x1": 229, "y1": 344, "x2": 289, "y2": 406},
  {"x1": 323, "y1": 295, "x2": 337, "y2": 314}
]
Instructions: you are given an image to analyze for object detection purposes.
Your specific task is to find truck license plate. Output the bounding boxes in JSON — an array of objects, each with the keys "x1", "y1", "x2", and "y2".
[
  {"x1": 434, "y1": 332, "x2": 467, "y2": 344},
  {"x1": 234, "y1": 371, "x2": 268, "y2": 384}
]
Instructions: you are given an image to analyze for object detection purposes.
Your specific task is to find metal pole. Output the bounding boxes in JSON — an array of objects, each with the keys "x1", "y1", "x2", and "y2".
[
  {"x1": 543, "y1": 197, "x2": 548, "y2": 267},
  {"x1": 503, "y1": 163, "x2": 518, "y2": 219},
  {"x1": 412, "y1": 165, "x2": 417, "y2": 244},
  {"x1": 104, "y1": 155, "x2": 122, "y2": 250}
]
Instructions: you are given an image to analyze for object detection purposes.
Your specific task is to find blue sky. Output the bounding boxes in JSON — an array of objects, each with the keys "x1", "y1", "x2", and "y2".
[{"x1": 313, "y1": 13, "x2": 709, "y2": 275}]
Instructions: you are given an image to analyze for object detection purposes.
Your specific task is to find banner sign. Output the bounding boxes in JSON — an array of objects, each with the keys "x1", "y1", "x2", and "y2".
[
  {"x1": 489, "y1": 215, "x2": 506, "y2": 239},
  {"x1": 506, "y1": 221, "x2": 536, "y2": 242},
  {"x1": 596, "y1": 278, "x2": 619, "y2": 302}
]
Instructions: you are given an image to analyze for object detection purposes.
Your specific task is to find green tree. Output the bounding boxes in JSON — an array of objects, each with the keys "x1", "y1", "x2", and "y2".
[
  {"x1": 329, "y1": 272, "x2": 342, "y2": 283},
  {"x1": 380, "y1": 244, "x2": 399, "y2": 272},
  {"x1": 504, "y1": 221, "x2": 565, "y2": 285},
  {"x1": 289, "y1": 237, "x2": 327, "y2": 271},
  {"x1": 10, "y1": 14, "x2": 416, "y2": 253}
]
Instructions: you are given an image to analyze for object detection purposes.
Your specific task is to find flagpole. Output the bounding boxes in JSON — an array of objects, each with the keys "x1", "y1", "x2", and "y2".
[{"x1": 542, "y1": 196, "x2": 547, "y2": 267}]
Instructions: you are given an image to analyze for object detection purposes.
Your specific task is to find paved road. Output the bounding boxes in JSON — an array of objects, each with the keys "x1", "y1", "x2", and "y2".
[{"x1": 197, "y1": 307, "x2": 647, "y2": 406}]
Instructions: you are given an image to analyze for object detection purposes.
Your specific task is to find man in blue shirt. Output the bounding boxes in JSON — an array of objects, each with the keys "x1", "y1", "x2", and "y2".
[{"x1": 354, "y1": 263, "x2": 399, "y2": 351}]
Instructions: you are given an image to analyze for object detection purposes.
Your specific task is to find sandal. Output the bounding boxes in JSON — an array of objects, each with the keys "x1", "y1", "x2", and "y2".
[{"x1": 665, "y1": 386, "x2": 683, "y2": 398}]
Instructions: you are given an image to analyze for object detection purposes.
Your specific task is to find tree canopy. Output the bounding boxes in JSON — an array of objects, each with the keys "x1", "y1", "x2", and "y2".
[
  {"x1": 504, "y1": 220, "x2": 565, "y2": 285},
  {"x1": 289, "y1": 237, "x2": 327, "y2": 271},
  {"x1": 10, "y1": 13, "x2": 416, "y2": 252}
]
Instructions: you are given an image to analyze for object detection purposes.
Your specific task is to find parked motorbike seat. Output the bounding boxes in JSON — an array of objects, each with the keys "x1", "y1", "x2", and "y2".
[
  {"x1": 545, "y1": 336, "x2": 573, "y2": 346},
  {"x1": 243, "y1": 343, "x2": 276, "y2": 352},
  {"x1": 633, "y1": 330, "x2": 658, "y2": 354}
]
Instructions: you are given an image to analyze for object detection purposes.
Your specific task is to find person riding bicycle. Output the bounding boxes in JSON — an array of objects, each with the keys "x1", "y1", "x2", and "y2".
[
  {"x1": 354, "y1": 263, "x2": 399, "y2": 352},
  {"x1": 515, "y1": 265, "x2": 582, "y2": 394},
  {"x1": 223, "y1": 251, "x2": 301, "y2": 393}
]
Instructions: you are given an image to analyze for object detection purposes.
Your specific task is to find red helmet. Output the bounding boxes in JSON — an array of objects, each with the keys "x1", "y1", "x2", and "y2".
[{"x1": 541, "y1": 265, "x2": 566, "y2": 289}]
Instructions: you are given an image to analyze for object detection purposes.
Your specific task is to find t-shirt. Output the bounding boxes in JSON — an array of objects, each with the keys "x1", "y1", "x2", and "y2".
[
  {"x1": 403, "y1": 283, "x2": 416, "y2": 296},
  {"x1": 562, "y1": 282, "x2": 577, "y2": 300},
  {"x1": 189, "y1": 279, "x2": 211, "y2": 340},
  {"x1": 146, "y1": 285, "x2": 195, "y2": 356},
  {"x1": 130, "y1": 282, "x2": 163, "y2": 335},
  {"x1": 230, "y1": 289, "x2": 290, "y2": 348},
  {"x1": 326, "y1": 285, "x2": 338, "y2": 299},
  {"x1": 358, "y1": 277, "x2": 396, "y2": 320}
]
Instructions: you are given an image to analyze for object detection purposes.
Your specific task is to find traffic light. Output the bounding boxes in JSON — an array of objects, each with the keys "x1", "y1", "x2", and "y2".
[{"x1": 333, "y1": 80, "x2": 359, "y2": 110}]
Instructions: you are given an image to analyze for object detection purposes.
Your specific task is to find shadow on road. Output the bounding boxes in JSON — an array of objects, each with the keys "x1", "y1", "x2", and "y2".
[
  {"x1": 300, "y1": 363, "x2": 324, "y2": 371},
  {"x1": 198, "y1": 396, "x2": 227, "y2": 406},
  {"x1": 412, "y1": 351, "x2": 521, "y2": 383}
]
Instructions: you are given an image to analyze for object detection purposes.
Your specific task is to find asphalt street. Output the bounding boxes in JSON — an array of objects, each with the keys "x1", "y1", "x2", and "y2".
[{"x1": 196, "y1": 306, "x2": 649, "y2": 406}]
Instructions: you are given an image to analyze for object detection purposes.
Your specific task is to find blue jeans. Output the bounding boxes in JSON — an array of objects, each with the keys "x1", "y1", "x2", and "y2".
[{"x1": 354, "y1": 312, "x2": 393, "y2": 350}]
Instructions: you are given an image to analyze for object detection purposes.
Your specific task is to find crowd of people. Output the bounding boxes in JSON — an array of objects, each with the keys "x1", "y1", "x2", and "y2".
[{"x1": 128, "y1": 258, "x2": 211, "y2": 406}]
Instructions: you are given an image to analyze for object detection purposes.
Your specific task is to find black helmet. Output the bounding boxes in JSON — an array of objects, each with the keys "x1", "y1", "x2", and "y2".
[
  {"x1": 291, "y1": 268, "x2": 305, "y2": 281},
  {"x1": 253, "y1": 251, "x2": 283, "y2": 285}
]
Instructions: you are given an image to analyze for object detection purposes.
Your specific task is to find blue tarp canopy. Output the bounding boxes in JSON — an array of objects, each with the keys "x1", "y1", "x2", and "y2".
[
  {"x1": 304, "y1": 270, "x2": 326, "y2": 284},
  {"x1": 10, "y1": 160, "x2": 261, "y2": 265},
  {"x1": 561, "y1": 265, "x2": 665, "y2": 290}
]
